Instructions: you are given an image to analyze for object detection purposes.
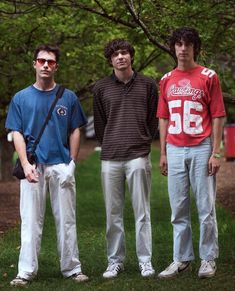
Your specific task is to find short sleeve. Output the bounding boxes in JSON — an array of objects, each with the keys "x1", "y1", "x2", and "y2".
[
  {"x1": 157, "y1": 79, "x2": 170, "y2": 119},
  {"x1": 5, "y1": 94, "x2": 23, "y2": 132},
  {"x1": 208, "y1": 74, "x2": 226, "y2": 118},
  {"x1": 70, "y1": 94, "x2": 88, "y2": 130}
]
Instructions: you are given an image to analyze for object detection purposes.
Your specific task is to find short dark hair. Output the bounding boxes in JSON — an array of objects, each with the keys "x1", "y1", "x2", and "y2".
[
  {"x1": 169, "y1": 27, "x2": 201, "y2": 61},
  {"x1": 34, "y1": 44, "x2": 60, "y2": 62},
  {"x1": 104, "y1": 39, "x2": 135, "y2": 65}
]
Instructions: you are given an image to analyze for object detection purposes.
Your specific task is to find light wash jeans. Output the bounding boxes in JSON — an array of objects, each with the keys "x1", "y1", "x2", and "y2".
[
  {"x1": 18, "y1": 161, "x2": 82, "y2": 280},
  {"x1": 167, "y1": 138, "x2": 219, "y2": 262},
  {"x1": 101, "y1": 156, "x2": 152, "y2": 264}
]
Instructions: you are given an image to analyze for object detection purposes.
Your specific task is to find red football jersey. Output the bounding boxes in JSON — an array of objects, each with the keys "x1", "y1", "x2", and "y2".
[{"x1": 157, "y1": 65, "x2": 226, "y2": 146}]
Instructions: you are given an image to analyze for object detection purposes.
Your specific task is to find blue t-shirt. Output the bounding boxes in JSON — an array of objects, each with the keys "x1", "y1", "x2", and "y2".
[{"x1": 5, "y1": 85, "x2": 87, "y2": 165}]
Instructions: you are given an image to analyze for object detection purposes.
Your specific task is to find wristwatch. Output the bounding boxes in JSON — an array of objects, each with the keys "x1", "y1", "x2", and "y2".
[{"x1": 212, "y1": 153, "x2": 221, "y2": 159}]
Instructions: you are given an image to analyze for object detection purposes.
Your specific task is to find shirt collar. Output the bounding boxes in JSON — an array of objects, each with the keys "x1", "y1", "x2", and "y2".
[{"x1": 111, "y1": 70, "x2": 137, "y2": 84}]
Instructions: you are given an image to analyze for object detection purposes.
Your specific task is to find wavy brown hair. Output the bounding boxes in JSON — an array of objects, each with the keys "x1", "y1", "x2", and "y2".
[
  {"x1": 169, "y1": 27, "x2": 201, "y2": 61},
  {"x1": 104, "y1": 39, "x2": 135, "y2": 65}
]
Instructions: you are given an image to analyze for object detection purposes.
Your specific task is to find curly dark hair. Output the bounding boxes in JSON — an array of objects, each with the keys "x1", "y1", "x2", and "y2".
[
  {"x1": 34, "y1": 44, "x2": 60, "y2": 62},
  {"x1": 169, "y1": 27, "x2": 201, "y2": 61},
  {"x1": 104, "y1": 39, "x2": 135, "y2": 65}
]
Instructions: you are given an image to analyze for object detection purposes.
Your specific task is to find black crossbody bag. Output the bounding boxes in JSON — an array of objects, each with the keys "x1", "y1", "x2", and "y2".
[{"x1": 12, "y1": 85, "x2": 65, "y2": 179}]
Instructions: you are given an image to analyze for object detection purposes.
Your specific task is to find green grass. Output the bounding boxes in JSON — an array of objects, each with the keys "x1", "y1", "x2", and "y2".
[{"x1": 0, "y1": 147, "x2": 235, "y2": 290}]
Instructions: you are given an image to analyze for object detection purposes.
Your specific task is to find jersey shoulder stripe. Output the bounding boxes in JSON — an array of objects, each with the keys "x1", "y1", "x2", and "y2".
[
  {"x1": 161, "y1": 71, "x2": 172, "y2": 80},
  {"x1": 200, "y1": 67, "x2": 216, "y2": 78}
]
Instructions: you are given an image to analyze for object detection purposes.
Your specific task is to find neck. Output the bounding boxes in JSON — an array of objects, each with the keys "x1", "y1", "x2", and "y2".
[
  {"x1": 177, "y1": 60, "x2": 197, "y2": 71},
  {"x1": 34, "y1": 78, "x2": 56, "y2": 91},
  {"x1": 114, "y1": 67, "x2": 134, "y2": 84}
]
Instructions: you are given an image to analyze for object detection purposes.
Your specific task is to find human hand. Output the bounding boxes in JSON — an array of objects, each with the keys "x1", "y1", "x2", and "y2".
[
  {"x1": 159, "y1": 154, "x2": 168, "y2": 176},
  {"x1": 23, "y1": 162, "x2": 39, "y2": 183},
  {"x1": 208, "y1": 155, "x2": 221, "y2": 176}
]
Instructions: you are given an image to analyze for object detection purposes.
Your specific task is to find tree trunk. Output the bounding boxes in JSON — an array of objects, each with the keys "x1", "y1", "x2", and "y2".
[{"x1": 0, "y1": 136, "x2": 15, "y2": 181}]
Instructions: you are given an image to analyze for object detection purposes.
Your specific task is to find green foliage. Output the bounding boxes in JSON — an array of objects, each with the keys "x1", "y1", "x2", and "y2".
[
  {"x1": 0, "y1": 147, "x2": 235, "y2": 290},
  {"x1": 1, "y1": 0, "x2": 235, "y2": 135}
]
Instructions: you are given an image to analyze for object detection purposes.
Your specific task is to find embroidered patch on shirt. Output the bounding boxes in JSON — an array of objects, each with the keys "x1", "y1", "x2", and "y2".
[{"x1": 56, "y1": 105, "x2": 67, "y2": 116}]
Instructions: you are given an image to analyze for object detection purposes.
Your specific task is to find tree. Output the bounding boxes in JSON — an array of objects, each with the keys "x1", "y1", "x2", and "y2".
[{"x1": 0, "y1": 0, "x2": 234, "y2": 179}]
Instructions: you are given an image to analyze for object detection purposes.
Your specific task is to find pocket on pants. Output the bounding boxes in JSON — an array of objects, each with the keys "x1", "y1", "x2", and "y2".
[{"x1": 58, "y1": 161, "x2": 76, "y2": 187}]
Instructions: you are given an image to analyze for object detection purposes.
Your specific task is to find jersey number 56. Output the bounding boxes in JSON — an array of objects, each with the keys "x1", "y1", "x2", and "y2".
[{"x1": 169, "y1": 100, "x2": 203, "y2": 134}]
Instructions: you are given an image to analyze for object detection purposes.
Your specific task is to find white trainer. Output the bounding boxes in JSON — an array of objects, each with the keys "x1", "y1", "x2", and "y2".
[
  {"x1": 103, "y1": 263, "x2": 124, "y2": 279},
  {"x1": 198, "y1": 260, "x2": 216, "y2": 278},
  {"x1": 10, "y1": 276, "x2": 30, "y2": 287},
  {"x1": 158, "y1": 261, "x2": 191, "y2": 278},
  {"x1": 139, "y1": 262, "x2": 155, "y2": 277},
  {"x1": 71, "y1": 272, "x2": 89, "y2": 282}
]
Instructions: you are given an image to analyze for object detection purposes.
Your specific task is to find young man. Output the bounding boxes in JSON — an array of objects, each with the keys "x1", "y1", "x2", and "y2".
[
  {"x1": 93, "y1": 39, "x2": 158, "y2": 279},
  {"x1": 5, "y1": 44, "x2": 88, "y2": 286},
  {"x1": 157, "y1": 27, "x2": 226, "y2": 279}
]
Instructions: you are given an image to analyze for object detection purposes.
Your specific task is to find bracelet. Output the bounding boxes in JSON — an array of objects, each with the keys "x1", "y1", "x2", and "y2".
[{"x1": 212, "y1": 153, "x2": 221, "y2": 159}]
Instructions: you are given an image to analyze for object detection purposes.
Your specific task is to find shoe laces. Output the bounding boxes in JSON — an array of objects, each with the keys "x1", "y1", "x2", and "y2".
[
  {"x1": 200, "y1": 260, "x2": 213, "y2": 271},
  {"x1": 107, "y1": 263, "x2": 122, "y2": 272},
  {"x1": 140, "y1": 262, "x2": 153, "y2": 272}
]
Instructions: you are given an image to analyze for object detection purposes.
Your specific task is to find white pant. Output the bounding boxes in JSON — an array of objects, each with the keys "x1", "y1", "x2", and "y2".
[
  {"x1": 18, "y1": 161, "x2": 82, "y2": 280},
  {"x1": 101, "y1": 156, "x2": 152, "y2": 264},
  {"x1": 167, "y1": 138, "x2": 219, "y2": 262}
]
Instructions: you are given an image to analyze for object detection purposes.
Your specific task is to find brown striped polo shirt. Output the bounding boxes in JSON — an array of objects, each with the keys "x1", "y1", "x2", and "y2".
[{"x1": 93, "y1": 72, "x2": 158, "y2": 161}]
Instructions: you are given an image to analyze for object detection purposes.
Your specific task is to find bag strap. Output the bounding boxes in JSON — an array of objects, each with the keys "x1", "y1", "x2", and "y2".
[{"x1": 31, "y1": 85, "x2": 65, "y2": 153}]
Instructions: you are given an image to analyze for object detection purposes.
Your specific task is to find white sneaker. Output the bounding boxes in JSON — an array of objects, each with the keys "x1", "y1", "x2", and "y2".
[
  {"x1": 10, "y1": 276, "x2": 30, "y2": 287},
  {"x1": 139, "y1": 262, "x2": 155, "y2": 277},
  {"x1": 71, "y1": 272, "x2": 89, "y2": 282},
  {"x1": 103, "y1": 263, "x2": 124, "y2": 279},
  {"x1": 198, "y1": 260, "x2": 216, "y2": 278},
  {"x1": 158, "y1": 261, "x2": 191, "y2": 278}
]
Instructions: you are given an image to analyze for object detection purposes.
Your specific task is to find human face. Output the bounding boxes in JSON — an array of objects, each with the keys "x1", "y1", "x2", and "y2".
[
  {"x1": 110, "y1": 49, "x2": 132, "y2": 71},
  {"x1": 33, "y1": 50, "x2": 58, "y2": 80},
  {"x1": 174, "y1": 40, "x2": 195, "y2": 64}
]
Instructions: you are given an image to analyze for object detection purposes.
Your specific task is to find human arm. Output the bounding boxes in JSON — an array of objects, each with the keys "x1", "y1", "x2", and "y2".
[
  {"x1": 207, "y1": 71, "x2": 226, "y2": 175},
  {"x1": 159, "y1": 118, "x2": 169, "y2": 176},
  {"x1": 93, "y1": 90, "x2": 107, "y2": 145},
  {"x1": 208, "y1": 117, "x2": 225, "y2": 176},
  {"x1": 147, "y1": 83, "x2": 159, "y2": 139},
  {"x1": 13, "y1": 131, "x2": 39, "y2": 183},
  {"x1": 69, "y1": 128, "x2": 81, "y2": 162}
]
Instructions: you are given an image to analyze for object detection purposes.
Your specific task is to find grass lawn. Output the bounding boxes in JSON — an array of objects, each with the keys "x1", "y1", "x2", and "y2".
[{"x1": 0, "y1": 147, "x2": 234, "y2": 290}]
